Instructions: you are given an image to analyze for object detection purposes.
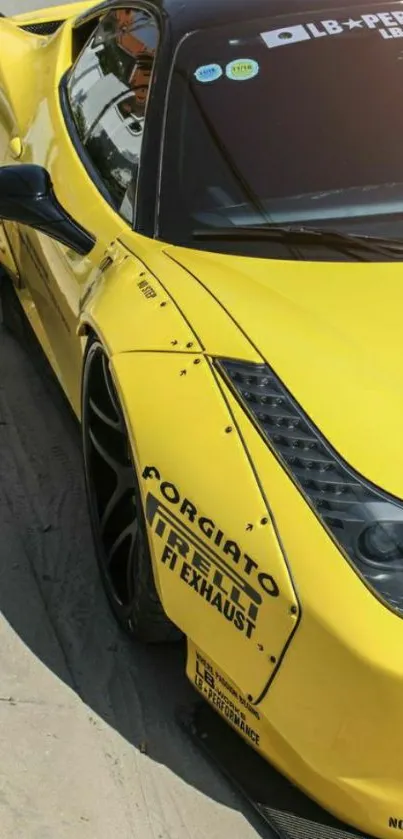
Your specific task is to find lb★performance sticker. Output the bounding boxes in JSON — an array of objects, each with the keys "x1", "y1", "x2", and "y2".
[
  {"x1": 261, "y1": 9, "x2": 403, "y2": 47},
  {"x1": 194, "y1": 63, "x2": 223, "y2": 83},
  {"x1": 262, "y1": 24, "x2": 311, "y2": 47},
  {"x1": 225, "y1": 58, "x2": 260, "y2": 81},
  {"x1": 192, "y1": 648, "x2": 261, "y2": 746}
]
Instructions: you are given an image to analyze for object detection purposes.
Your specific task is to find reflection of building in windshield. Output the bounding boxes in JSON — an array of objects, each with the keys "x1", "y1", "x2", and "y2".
[
  {"x1": 67, "y1": 7, "x2": 158, "y2": 222},
  {"x1": 69, "y1": 9, "x2": 156, "y2": 137},
  {"x1": 114, "y1": 9, "x2": 155, "y2": 118}
]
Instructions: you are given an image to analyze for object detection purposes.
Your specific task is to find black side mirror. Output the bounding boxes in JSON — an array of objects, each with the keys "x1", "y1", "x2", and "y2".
[{"x1": 0, "y1": 164, "x2": 95, "y2": 255}]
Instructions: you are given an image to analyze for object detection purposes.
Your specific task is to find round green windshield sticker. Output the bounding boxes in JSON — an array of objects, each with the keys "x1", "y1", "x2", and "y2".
[
  {"x1": 225, "y1": 59, "x2": 259, "y2": 81},
  {"x1": 194, "y1": 64, "x2": 223, "y2": 83}
]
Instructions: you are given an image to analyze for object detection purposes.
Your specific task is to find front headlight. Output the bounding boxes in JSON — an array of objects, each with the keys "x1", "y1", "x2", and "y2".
[{"x1": 217, "y1": 359, "x2": 403, "y2": 615}]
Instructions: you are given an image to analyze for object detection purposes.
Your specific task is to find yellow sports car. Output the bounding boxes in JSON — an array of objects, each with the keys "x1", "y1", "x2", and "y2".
[{"x1": 1, "y1": 1, "x2": 403, "y2": 836}]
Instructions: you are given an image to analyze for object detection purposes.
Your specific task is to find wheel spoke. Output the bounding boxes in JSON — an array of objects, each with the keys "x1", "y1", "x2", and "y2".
[
  {"x1": 88, "y1": 426, "x2": 130, "y2": 478},
  {"x1": 85, "y1": 344, "x2": 141, "y2": 612},
  {"x1": 107, "y1": 517, "x2": 138, "y2": 567},
  {"x1": 89, "y1": 396, "x2": 121, "y2": 431},
  {"x1": 107, "y1": 518, "x2": 139, "y2": 608},
  {"x1": 102, "y1": 354, "x2": 121, "y2": 421},
  {"x1": 99, "y1": 476, "x2": 136, "y2": 536},
  {"x1": 125, "y1": 522, "x2": 139, "y2": 605}
]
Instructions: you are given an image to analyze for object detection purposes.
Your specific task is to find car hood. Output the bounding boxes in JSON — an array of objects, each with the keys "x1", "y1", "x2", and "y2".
[{"x1": 165, "y1": 246, "x2": 403, "y2": 499}]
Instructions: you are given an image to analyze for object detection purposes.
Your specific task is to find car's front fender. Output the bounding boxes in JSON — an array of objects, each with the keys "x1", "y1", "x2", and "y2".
[{"x1": 109, "y1": 348, "x2": 300, "y2": 702}]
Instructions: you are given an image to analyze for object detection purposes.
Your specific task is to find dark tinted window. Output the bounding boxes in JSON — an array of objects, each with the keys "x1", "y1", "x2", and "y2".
[
  {"x1": 160, "y1": 5, "x2": 403, "y2": 256},
  {"x1": 68, "y1": 8, "x2": 158, "y2": 222}
]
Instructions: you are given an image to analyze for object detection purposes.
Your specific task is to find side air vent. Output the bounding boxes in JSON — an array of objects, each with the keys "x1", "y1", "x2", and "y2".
[{"x1": 20, "y1": 20, "x2": 63, "y2": 35}]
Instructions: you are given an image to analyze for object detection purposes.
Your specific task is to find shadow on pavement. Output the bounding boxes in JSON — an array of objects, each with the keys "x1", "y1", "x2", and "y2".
[{"x1": 0, "y1": 317, "x2": 268, "y2": 838}]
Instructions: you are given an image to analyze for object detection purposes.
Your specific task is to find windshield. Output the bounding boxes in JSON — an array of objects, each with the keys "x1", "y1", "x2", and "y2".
[{"x1": 159, "y1": 4, "x2": 403, "y2": 259}]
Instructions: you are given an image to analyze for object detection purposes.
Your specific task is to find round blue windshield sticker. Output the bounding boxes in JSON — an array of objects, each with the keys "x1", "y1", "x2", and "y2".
[
  {"x1": 194, "y1": 63, "x2": 223, "y2": 83},
  {"x1": 225, "y1": 58, "x2": 260, "y2": 81}
]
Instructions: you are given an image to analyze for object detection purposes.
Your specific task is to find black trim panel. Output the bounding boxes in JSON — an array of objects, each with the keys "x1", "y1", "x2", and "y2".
[
  {"x1": 21, "y1": 20, "x2": 63, "y2": 34},
  {"x1": 180, "y1": 702, "x2": 374, "y2": 839}
]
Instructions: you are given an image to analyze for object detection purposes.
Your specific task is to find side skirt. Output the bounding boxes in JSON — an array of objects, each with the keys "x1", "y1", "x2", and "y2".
[{"x1": 178, "y1": 700, "x2": 373, "y2": 839}]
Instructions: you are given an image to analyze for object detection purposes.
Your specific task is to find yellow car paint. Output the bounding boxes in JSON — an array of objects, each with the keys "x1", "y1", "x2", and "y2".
[
  {"x1": 118, "y1": 229, "x2": 263, "y2": 363},
  {"x1": 167, "y1": 246, "x2": 403, "y2": 501},
  {"x1": 7, "y1": 1, "x2": 98, "y2": 26},
  {"x1": 0, "y1": 6, "x2": 402, "y2": 839},
  {"x1": 0, "y1": 13, "x2": 129, "y2": 412},
  {"x1": 221, "y1": 378, "x2": 403, "y2": 838},
  {"x1": 79, "y1": 240, "x2": 204, "y2": 356}
]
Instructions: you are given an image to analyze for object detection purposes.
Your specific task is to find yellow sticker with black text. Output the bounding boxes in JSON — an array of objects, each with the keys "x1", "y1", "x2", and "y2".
[
  {"x1": 225, "y1": 58, "x2": 259, "y2": 81},
  {"x1": 188, "y1": 642, "x2": 263, "y2": 748}
]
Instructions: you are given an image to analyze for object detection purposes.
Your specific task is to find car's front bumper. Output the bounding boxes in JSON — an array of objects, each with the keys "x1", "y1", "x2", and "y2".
[
  {"x1": 207, "y1": 378, "x2": 403, "y2": 839},
  {"x1": 114, "y1": 348, "x2": 403, "y2": 839}
]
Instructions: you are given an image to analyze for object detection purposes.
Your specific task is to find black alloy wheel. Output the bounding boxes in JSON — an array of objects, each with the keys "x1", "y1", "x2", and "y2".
[{"x1": 82, "y1": 337, "x2": 180, "y2": 643}]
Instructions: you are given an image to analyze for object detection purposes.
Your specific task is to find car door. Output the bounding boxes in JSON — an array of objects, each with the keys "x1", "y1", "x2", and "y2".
[{"x1": 4, "y1": 6, "x2": 159, "y2": 415}]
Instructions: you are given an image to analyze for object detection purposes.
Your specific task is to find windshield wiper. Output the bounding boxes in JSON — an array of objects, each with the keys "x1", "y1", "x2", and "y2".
[{"x1": 192, "y1": 224, "x2": 403, "y2": 258}]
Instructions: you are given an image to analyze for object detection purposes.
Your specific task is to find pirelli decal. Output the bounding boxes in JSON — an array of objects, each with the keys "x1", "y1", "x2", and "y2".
[{"x1": 145, "y1": 491, "x2": 278, "y2": 641}]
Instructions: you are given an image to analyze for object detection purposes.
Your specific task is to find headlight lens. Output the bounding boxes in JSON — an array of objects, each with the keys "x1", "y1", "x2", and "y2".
[{"x1": 218, "y1": 359, "x2": 403, "y2": 614}]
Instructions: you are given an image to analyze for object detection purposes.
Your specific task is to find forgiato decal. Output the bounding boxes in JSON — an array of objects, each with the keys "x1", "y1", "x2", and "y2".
[
  {"x1": 142, "y1": 466, "x2": 299, "y2": 666},
  {"x1": 146, "y1": 492, "x2": 270, "y2": 640},
  {"x1": 142, "y1": 466, "x2": 279, "y2": 597},
  {"x1": 261, "y1": 9, "x2": 403, "y2": 47},
  {"x1": 142, "y1": 465, "x2": 286, "y2": 645}
]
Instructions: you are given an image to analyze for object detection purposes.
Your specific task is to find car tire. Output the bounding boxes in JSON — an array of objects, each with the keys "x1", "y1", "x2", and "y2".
[{"x1": 82, "y1": 336, "x2": 181, "y2": 644}]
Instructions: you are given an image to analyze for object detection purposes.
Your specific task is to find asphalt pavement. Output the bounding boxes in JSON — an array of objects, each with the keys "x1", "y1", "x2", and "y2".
[{"x1": 0, "y1": 1, "x2": 268, "y2": 836}]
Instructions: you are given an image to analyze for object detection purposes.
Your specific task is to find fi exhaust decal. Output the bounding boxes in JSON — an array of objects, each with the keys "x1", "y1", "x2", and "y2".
[{"x1": 143, "y1": 466, "x2": 280, "y2": 642}]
